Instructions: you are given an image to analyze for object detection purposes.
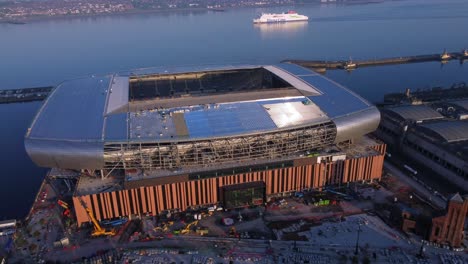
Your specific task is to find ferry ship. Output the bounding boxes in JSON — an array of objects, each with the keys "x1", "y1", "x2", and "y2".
[{"x1": 253, "y1": 11, "x2": 308, "y2": 24}]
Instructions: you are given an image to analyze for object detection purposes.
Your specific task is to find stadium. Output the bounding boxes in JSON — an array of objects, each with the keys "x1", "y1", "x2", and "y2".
[{"x1": 25, "y1": 63, "x2": 385, "y2": 225}]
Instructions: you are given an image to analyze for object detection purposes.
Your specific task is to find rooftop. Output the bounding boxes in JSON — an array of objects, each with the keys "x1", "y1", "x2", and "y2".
[
  {"x1": 26, "y1": 63, "x2": 379, "y2": 170},
  {"x1": 419, "y1": 121, "x2": 468, "y2": 143},
  {"x1": 385, "y1": 105, "x2": 444, "y2": 123},
  {"x1": 27, "y1": 63, "x2": 374, "y2": 144},
  {"x1": 449, "y1": 193, "x2": 464, "y2": 203},
  {"x1": 410, "y1": 120, "x2": 468, "y2": 163},
  {"x1": 451, "y1": 99, "x2": 468, "y2": 111}
]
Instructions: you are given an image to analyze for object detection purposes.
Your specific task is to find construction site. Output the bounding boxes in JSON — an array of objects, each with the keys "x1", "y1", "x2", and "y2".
[
  {"x1": 5, "y1": 64, "x2": 465, "y2": 263},
  {"x1": 6, "y1": 165, "x2": 467, "y2": 264}
]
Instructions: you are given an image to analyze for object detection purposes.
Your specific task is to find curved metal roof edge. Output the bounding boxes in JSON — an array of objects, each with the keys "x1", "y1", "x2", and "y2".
[
  {"x1": 101, "y1": 74, "x2": 116, "y2": 141},
  {"x1": 330, "y1": 105, "x2": 378, "y2": 120},
  {"x1": 25, "y1": 82, "x2": 62, "y2": 139},
  {"x1": 385, "y1": 105, "x2": 444, "y2": 122},
  {"x1": 419, "y1": 121, "x2": 468, "y2": 143},
  {"x1": 263, "y1": 65, "x2": 321, "y2": 96},
  {"x1": 310, "y1": 71, "x2": 372, "y2": 108}
]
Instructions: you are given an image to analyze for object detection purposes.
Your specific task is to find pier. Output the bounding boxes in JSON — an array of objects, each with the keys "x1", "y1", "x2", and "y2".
[
  {"x1": 382, "y1": 82, "x2": 468, "y2": 105},
  {"x1": 283, "y1": 51, "x2": 468, "y2": 71},
  {"x1": 1, "y1": 50, "x2": 468, "y2": 104},
  {"x1": 0, "y1": 86, "x2": 53, "y2": 104}
]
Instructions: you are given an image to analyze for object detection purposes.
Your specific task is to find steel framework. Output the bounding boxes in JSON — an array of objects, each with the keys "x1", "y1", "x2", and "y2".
[{"x1": 103, "y1": 121, "x2": 336, "y2": 170}]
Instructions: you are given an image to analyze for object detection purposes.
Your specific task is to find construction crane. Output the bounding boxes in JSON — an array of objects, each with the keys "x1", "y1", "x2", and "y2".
[
  {"x1": 78, "y1": 197, "x2": 115, "y2": 237},
  {"x1": 181, "y1": 220, "x2": 198, "y2": 235}
]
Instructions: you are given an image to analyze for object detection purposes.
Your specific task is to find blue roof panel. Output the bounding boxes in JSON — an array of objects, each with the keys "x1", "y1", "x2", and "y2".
[
  {"x1": 29, "y1": 76, "x2": 111, "y2": 140},
  {"x1": 299, "y1": 75, "x2": 370, "y2": 118},
  {"x1": 105, "y1": 113, "x2": 128, "y2": 141},
  {"x1": 185, "y1": 111, "x2": 215, "y2": 138},
  {"x1": 185, "y1": 102, "x2": 276, "y2": 138}
]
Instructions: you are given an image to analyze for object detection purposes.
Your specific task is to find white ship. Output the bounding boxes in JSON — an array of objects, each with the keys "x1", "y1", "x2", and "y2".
[
  {"x1": 462, "y1": 48, "x2": 468, "y2": 57},
  {"x1": 440, "y1": 49, "x2": 451, "y2": 60},
  {"x1": 253, "y1": 11, "x2": 308, "y2": 24}
]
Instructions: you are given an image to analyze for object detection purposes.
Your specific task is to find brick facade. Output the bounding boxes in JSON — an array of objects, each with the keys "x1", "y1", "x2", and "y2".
[{"x1": 73, "y1": 144, "x2": 386, "y2": 225}]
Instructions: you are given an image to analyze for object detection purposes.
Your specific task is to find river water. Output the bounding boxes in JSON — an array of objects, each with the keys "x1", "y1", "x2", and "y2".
[{"x1": 1, "y1": 0, "x2": 468, "y2": 219}]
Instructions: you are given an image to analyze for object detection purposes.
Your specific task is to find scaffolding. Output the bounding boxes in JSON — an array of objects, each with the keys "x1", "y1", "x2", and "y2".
[{"x1": 103, "y1": 121, "x2": 336, "y2": 170}]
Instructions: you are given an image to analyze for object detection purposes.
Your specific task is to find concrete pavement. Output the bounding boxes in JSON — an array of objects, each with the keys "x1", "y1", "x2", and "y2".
[{"x1": 384, "y1": 162, "x2": 446, "y2": 209}]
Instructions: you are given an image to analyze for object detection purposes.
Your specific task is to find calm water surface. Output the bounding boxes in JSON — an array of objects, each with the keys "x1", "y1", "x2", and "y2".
[{"x1": 1, "y1": 0, "x2": 468, "y2": 219}]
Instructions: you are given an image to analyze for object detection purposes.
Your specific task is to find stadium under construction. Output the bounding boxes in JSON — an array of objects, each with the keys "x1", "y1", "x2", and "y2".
[{"x1": 24, "y1": 63, "x2": 386, "y2": 225}]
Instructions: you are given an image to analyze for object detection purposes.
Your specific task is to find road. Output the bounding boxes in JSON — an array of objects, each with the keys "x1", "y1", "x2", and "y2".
[{"x1": 383, "y1": 162, "x2": 446, "y2": 209}]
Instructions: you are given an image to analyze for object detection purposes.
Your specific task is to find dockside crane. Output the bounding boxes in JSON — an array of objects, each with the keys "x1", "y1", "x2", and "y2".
[{"x1": 78, "y1": 197, "x2": 115, "y2": 237}]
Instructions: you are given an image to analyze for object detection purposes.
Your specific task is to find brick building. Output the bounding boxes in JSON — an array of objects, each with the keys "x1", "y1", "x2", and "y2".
[{"x1": 430, "y1": 193, "x2": 468, "y2": 248}]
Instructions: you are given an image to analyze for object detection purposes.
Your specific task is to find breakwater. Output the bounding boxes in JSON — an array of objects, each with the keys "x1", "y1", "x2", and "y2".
[
  {"x1": 0, "y1": 86, "x2": 53, "y2": 104},
  {"x1": 283, "y1": 51, "x2": 468, "y2": 70}
]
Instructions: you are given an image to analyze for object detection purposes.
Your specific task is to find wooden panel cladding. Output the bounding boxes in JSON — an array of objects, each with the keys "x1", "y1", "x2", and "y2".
[
  {"x1": 371, "y1": 143, "x2": 387, "y2": 155},
  {"x1": 73, "y1": 145, "x2": 385, "y2": 225},
  {"x1": 124, "y1": 174, "x2": 189, "y2": 189},
  {"x1": 293, "y1": 157, "x2": 318, "y2": 167}
]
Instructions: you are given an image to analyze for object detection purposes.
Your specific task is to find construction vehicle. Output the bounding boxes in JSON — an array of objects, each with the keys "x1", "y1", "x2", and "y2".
[
  {"x1": 101, "y1": 219, "x2": 127, "y2": 227},
  {"x1": 180, "y1": 220, "x2": 198, "y2": 235},
  {"x1": 153, "y1": 221, "x2": 173, "y2": 233},
  {"x1": 196, "y1": 226, "x2": 209, "y2": 236},
  {"x1": 57, "y1": 199, "x2": 72, "y2": 218},
  {"x1": 228, "y1": 226, "x2": 238, "y2": 237},
  {"x1": 58, "y1": 200, "x2": 69, "y2": 209},
  {"x1": 78, "y1": 197, "x2": 115, "y2": 237}
]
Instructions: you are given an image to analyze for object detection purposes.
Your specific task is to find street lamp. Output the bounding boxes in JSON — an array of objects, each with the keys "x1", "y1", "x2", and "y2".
[
  {"x1": 418, "y1": 240, "x2": 426, "y2": 258},
  {"x1": 354, "y1": 223, "x2": 362, "y2": 255}
]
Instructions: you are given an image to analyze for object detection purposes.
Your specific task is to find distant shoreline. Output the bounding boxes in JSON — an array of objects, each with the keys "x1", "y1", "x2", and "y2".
[
  {"x1": 0, "y1": 1, "x2": 385, "y2": 24},
  {"x1": 0, "y1": 7, "x2": 213, "y2": 24},
  {"x1": 0, "y1": 5, "x2": 289, "y2": 24}
]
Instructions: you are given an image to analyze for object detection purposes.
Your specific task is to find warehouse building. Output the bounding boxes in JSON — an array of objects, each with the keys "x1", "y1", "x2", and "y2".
[{"x1": 376, "y1": 100, "x2": 468, "y2": 192}]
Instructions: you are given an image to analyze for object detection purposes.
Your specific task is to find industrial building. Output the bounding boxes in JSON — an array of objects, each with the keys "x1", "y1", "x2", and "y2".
[
  {"x1": 391, "y1": 193, "x2": 467, "y2": 248},
  {"x1": 430, "y1": 193, "x2": 468, "y2": 248},
  {"x1": 25, "y1": 63, "x2": 385, "y2": 225},
  {"x1": 376, "y1": 97, "x2": 468, "y2": 192}
]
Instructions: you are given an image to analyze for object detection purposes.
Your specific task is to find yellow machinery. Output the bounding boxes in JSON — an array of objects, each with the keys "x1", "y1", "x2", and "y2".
[
  {"x1": 78, "y1": 198, "x2": 115, "y2": 237},
  {"x1": 153, "y1": 221, "x2": 174, "y2": 233},
  {"x1": 181, "y1": 220, "x2": 198, "y2": 235},
  {"x1": 196, "y1": 227, "x2": 209, "y2": 236}
]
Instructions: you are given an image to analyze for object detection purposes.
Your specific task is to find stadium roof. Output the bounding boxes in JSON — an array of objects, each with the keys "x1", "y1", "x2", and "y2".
[
  {"x1": 451, "y1": 99, "x2": 468, "y2": 111},
  {"x1": 25, "y1": 63, "x2": 380, "y2": 169},
  {"x1": 28, "y1": 76, "x2": 110, "y2": 141},
  {"x1": 386, "y1": 105, "x2": 444, "y2": 122},
  {"x1": 419, "y1": 121, "x2": 468, "y2": 143}
]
